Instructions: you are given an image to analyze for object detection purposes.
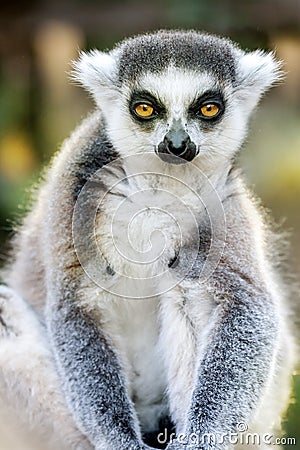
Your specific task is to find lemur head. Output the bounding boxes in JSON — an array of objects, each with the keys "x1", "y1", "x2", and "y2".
[{"x1": 73, "y1": 30, "x2": 282, "y2": 165}]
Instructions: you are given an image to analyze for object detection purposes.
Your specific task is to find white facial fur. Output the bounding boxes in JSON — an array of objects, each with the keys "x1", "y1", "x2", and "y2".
[
  {"x1": 107, "y1": 67, "x2": 247, "y2": 163},
  {"x1": 73, "y1": 46, "x2": 282, "y2": 167}
]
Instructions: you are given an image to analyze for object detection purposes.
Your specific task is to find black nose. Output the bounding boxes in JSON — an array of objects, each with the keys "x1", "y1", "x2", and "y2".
[
  {"x1": 156, "y1": 128, "x2": 197, "y2": 164},
  {"x1": 164, "y1": 129, "x2": 191, "y2": 156}
]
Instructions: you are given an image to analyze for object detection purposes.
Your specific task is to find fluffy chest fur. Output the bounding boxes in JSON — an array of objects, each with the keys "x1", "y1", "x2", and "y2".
[
  {"x1": 94, "y1": 156, "x2": 219, "y2": 287},
  {"x1": 78, "y1": 160, "x2": 218, "y2": 433}
]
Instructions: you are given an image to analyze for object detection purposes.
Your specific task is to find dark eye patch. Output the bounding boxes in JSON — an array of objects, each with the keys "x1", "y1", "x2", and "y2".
[
  {"x1": 188, "y1": 90, "x2": 225, "y2": 122},
  {"x1": 129, "y1": 90, "x2": 166, "y2": 123}
]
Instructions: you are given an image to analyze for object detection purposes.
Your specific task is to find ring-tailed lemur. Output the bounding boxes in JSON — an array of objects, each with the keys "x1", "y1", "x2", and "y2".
[{"x1": 0, "y1": 30, "x2": 295, "y2": 450}]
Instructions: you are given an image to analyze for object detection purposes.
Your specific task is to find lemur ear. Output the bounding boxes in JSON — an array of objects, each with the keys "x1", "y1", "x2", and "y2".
[
  {"x1": 235, "y1": 50, "x2": 283, "y2": 112},
  {"x1": 71, "y1": 50, "x2": 118, "y2": 102}
]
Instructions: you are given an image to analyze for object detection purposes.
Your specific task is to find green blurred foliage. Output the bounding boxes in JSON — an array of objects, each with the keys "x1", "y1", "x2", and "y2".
[{"x1": 284, "y1": 375, "x2": 300, "y2": 448}]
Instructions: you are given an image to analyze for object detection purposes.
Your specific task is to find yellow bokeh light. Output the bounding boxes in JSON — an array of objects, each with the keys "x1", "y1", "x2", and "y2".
[{"x1": 0, "y1": 131, "x2": 37, "y2": 181}]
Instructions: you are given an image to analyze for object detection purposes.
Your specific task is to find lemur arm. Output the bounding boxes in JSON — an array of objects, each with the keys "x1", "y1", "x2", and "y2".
[
  {"x1": 46, "y1": 250, "x2": 153, "y2": 450},
  {"x1": 43, "y1": 117, "x2": 153, "y2": 450},
  {"x1": 48, "y1": 298, "x2": 149, "y2": 450},
  {"x1": 186, "y1": 281, "x2": 276, "y2": 449},
  {"x1": 168, "y1": 193, "x2": 279, "y2": 449}
]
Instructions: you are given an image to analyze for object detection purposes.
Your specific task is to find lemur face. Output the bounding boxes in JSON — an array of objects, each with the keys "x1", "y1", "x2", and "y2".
[
  {"x1": 128, "y1": 69, "x2": 225, "y2": 164},
  {"x1": 73, "y1": 31, "x2": 282, "y2": 165},
  {"x1": 92, "y1": 67, "x2": 246, "y2": 165},
  {"x1": 119, "y1": 67, "x2": 240, "y2": 164}
]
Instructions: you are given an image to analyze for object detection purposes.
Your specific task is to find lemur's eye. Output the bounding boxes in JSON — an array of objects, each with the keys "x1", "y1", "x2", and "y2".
[
  {"x1": 134, "y1": 103, "x2": 155, "y2": 118},
  {"x1": 189, "y1": 92, "x2": 224, "y2": 122},
  {"x1": 200, "y1": 103, "x2": 220, "y2": 118}
]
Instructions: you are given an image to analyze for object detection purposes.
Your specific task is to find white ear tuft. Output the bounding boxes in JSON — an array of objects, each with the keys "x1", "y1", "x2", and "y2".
[
  {"x1": 71, "y1": 50, "x2": 118, "y2": 101},
  {"x1": 235, "y1": 50, "x2": 284, "y2": 111}
]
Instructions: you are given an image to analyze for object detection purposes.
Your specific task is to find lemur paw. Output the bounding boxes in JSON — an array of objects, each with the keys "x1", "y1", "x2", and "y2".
[
  {"x1": 0, "y1": 285, "x2": 41, "y2": 338},
  {"x1": 0, "y1": 285, "x2": 22, "y2": 337}
]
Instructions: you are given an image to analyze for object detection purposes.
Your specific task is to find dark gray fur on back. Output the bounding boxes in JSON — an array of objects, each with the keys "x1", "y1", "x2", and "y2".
[{"x1": 68, "y1": 119, "x2": 120, "y2": 201}]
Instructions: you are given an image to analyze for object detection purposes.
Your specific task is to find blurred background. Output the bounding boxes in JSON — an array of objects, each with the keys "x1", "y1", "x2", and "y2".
[{"x1": 0, "y1": 0, "x2": 299, "y2": 448}]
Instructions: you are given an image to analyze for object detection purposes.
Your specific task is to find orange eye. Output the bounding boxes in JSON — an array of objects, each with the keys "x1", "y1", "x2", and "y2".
[
  {"x1": 134, "y1": 103, "x2": 154, "y2": 118},
  {"x1": 200, "y1": 103, "x2": 220, "y2": 118}
]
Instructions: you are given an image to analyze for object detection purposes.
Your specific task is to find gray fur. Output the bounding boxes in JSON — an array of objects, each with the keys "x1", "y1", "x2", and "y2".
[
  {"x1": 115, "y1": 31, "x2": 237, "y2": 84},
  {"x1": 0, "y1": 30, "x2": 295, "y2": 450},
  {"x1": 49, "y1": 300, "x2": 145, "y2": 449}
]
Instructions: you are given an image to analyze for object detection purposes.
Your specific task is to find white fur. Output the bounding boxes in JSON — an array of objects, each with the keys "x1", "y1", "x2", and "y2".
[
  {"x1": 100, "y1": 67, "x2": 247, "y2": 165},
  {"x1": 72, "y1": 50, "x2": 118, "y2": 103},
  {"x1": 73, "y1": 51, "x2": 282, "y2": 166},
  {"x1": 0, "y1": 286, "x2": 92, "y2": 450},
  {"x1": 73, "y1": 155, "x2": 221, "y2": 431},
  {"x1": 235, "y1": 50, "x2": 283, "y2": 112}
]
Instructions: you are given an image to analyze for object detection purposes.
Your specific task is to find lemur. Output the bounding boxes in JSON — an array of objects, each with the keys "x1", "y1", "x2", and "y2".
[{"x1": 0, "y1": 30, "x2": 295, "y2": 450}]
